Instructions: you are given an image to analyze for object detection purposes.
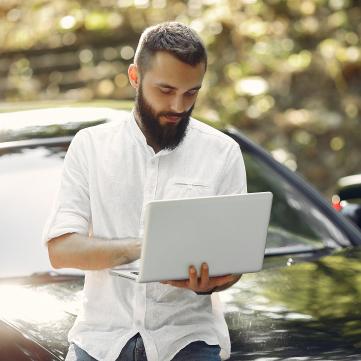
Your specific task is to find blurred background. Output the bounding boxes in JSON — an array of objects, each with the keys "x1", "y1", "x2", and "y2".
[{"x1": 0, "y1": 0, "x2": 360, "y2": 199}]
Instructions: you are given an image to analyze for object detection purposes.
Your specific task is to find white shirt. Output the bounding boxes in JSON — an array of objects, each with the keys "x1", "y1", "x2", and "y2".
[{"x1": 42, "y1": 109, "x2": 247, "y2": 361}]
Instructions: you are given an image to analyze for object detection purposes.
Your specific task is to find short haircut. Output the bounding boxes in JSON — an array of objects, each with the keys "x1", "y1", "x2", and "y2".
[{"x1": 134, "y1": 21, "x2": 207, "y2": 77}]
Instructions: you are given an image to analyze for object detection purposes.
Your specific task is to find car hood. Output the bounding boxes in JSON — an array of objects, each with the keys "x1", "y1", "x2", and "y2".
[
  {"x1": 0, "y1": 276, "x2": 83, "y2": 360},
  {"x1": 1, "y1": 247, "x2": 361, "y2": 360},
  {"x1": 223, "y1": 246, "x2": 361, "y2": 360}
]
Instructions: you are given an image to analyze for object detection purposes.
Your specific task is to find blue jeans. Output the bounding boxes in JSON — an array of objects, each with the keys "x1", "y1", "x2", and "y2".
[{"x1": 65, "y1": 333, "x2": 221, "y2": 361}]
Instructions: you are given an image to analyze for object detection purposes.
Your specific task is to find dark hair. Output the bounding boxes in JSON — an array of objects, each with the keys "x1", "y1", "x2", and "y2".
[{"x1": 134, "y1": 21, "x2": 207, "y2": 76}]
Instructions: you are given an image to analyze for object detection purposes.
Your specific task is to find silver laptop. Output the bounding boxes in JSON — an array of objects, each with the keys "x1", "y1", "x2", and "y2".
[{"x1": 109, "y1": 192, "x2": 273, "y2": 282}]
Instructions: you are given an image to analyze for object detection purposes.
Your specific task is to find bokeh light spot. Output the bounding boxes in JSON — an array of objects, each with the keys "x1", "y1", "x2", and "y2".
[
  {"x1": 235, "y1": 77, "x2": 269, "y2": 96},
  {"x1": 120, "y1": 46, "x2": 135, "y2": 60},
  {"x1": 114, "y1": 73, "x2": 129, "y2": 88},
  {"x1": 60, "y1": 15, "x2": 76, "y2": 30},
  {"x1": 79, "y1": 49, "x2": 94, "y2": 64},
  {"x1": 97, "y1": 79, "x2": 115, "y2": 96},
  {"x1": 330, "y1": 136, "x2": 345, "y2": 151}
]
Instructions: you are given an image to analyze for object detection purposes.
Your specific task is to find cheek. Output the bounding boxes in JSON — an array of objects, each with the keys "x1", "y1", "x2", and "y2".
[
  {"x1": 148, "y1": 91, "x2": 169, "y2": 113},
  {"x1": 184, "y1": 96, "x2": 197, "y2": 111},
  {"x1": 186, "y1": 96, "x2": 197, "y2": 107}
]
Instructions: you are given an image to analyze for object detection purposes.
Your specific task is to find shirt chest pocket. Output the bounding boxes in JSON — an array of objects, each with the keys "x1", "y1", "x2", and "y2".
[{"x1": 163, "y1": 177, "x2": 213, "y2": 199}]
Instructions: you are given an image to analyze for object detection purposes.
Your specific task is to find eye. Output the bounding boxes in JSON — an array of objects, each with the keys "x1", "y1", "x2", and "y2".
[
  {"x1": 186, "y1": 90, "x2": 198, "y2": 96},
  {"x1": 159, "y1": 88, "x2": 172, "y2": 95}
]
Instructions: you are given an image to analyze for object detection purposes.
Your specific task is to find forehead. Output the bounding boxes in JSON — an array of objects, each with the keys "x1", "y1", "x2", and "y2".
[{"x1": 142, "y1": 51, "x2": 205, "y2": 88}]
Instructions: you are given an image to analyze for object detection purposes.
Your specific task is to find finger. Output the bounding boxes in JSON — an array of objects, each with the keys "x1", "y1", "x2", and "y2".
[
  {"x1": 212, "y1": 274, "x2": 236, "y2": 287},
  {"x1": 225, "y1": 274, "x2": 237, "y2": 282},
  {"x1": 189, "y1": 265, "x2": 198, "y2": 289},
  {"x1": 199, "y1": 262, "x2": 210, "y2": 289},
  {"x1": 216, "y1": 274, "x2": 235, "y2": 281}
]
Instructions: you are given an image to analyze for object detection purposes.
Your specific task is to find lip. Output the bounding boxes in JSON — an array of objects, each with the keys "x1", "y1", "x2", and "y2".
[{"x1": 163, "y1": 115, "x2": 181, "y2": 123}]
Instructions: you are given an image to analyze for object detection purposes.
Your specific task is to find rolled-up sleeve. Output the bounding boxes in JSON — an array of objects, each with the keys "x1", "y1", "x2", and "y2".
[
  {"x1": 42, "y1": 129, "x2": 91, "y2": 244},
  {"x1": 216, "y1": 142, "x2": 247, "y2": 195}
]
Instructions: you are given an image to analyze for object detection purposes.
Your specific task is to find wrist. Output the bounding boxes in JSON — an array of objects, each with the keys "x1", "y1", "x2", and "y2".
[{"x1": 109, "y1": 238, "x2": 140, "y2": 267}]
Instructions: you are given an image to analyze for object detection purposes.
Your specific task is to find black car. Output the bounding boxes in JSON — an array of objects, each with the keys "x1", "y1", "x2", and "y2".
[{"x1": 1, "y1": 105, "x2": 361, "y2": 361}]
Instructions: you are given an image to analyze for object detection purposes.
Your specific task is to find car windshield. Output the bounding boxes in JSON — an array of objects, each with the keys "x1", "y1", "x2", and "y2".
[
  {"x1": 0, "y1": 121, "x2": 346, "y2": 278},
  {"x1": 0, "y1": 144, "x2": 77, "y2": 279},
  {"x1": 242, "y1": 152, "x2": 345, "y2": 254}
]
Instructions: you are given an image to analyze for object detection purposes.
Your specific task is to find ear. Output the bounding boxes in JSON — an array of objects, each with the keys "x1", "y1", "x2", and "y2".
[{"x1": 128, "y1": 64, "x2": 139, "y2": 89}]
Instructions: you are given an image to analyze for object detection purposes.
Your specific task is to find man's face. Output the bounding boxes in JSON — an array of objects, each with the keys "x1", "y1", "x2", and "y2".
[{"x1": 133, "y1": 51, "x2": 206, "y2": 150}]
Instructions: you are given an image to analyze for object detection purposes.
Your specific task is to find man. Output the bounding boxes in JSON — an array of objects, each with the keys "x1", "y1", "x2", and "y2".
[{"x1": 43, "y1": 21, "x2": 247, "y2": 361}]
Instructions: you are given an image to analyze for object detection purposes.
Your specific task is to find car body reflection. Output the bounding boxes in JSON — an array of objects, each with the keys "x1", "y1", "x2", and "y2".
[{"x1": 1, "y1": 105, "x2": 361, "y2": 360}]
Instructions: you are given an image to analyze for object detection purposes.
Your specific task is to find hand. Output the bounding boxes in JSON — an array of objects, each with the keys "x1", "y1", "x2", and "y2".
[
  {"x1": 161, "y1": 262, "x2": 240, "y2": 294},
  {"x1": 131, "y1": 238, "x2": 142, "y2": 260}
]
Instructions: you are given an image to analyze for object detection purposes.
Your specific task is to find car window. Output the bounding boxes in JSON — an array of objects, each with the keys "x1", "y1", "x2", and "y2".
[
  {"x1": 0, "y1": 107, "x2": 121, "y2": 142},
  {"x1": 243, "y1": 152, "x2": 345, "y2": 251},
  {"x1": 0, "y1": 145, "x2": 71, "y2": 278}
]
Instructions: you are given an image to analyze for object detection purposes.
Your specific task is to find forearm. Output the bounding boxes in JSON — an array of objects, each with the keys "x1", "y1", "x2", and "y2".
[{"x1": 47, "y1": 232, "x2": 141, "y2": 271}]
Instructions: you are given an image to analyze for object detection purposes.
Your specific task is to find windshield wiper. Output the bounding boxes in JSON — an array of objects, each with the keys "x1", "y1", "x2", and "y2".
[
  {"x1": 29, "y1": 271, "x2": 83, "y2": 279},
  {"x1": 265, "y1": 243, "x2": 336, "y2": 257},
  {"x1": 29, "y1": 271, "x2": 61, "y2": 277},
  {"x1": 0, "y1": 271, "x2": 83, "y2": 285}
]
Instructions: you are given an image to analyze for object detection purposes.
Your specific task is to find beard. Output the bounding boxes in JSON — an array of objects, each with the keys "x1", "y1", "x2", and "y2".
[{"x1": 134, "y1": 84, "x2": 194, "y2": 151}]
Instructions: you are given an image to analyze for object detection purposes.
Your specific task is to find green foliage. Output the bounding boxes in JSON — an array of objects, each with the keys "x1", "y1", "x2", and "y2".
[{"x1": 0, "y1": 0, "x2": 360, "y2": 197}]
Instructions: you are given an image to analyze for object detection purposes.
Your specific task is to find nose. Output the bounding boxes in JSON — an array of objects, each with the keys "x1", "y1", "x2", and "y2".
[{"x1": 169, "y1": 95, "x2": 185, "y2": 114}]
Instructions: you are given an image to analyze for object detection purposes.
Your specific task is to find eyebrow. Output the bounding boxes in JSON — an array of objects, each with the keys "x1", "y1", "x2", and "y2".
[{"x1": 155, "y1": 82, "x2": 202, "y2": 91}]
